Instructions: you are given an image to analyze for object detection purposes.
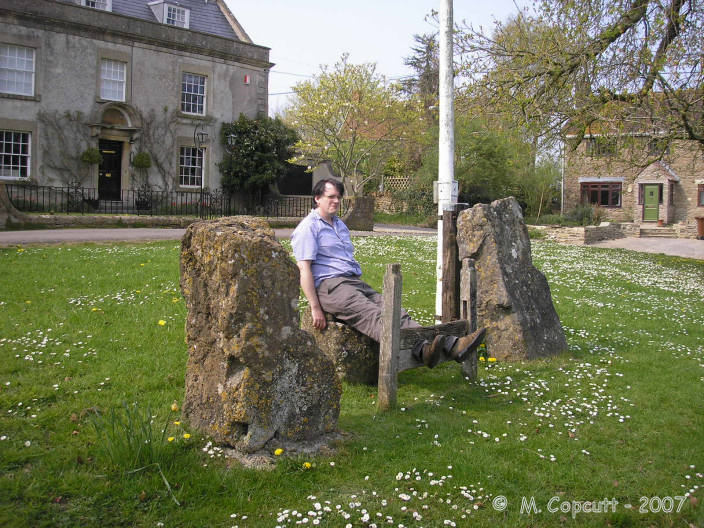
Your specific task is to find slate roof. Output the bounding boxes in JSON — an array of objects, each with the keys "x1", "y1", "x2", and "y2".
[{"x1": 58, "y1": 0, "x2": 244, "y2": 41}]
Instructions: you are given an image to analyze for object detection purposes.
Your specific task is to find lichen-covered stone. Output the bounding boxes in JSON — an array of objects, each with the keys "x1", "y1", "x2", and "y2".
[
  {"x1": 301, "y1": 307, "x2": 379, "y2": 385},
  {"x1": 341, "y1": 196, "x2": 375, "y2": 231},
  {"x1": 457, "y1": 198, "x2": 567, "y2": 361},
  {"x1": 180, "y1": 216, "x2": 341, "y2": 453}
]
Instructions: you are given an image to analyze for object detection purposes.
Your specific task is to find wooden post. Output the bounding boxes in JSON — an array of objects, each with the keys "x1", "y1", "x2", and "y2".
[
  {"x1": 378, "y1": 263, "x2": 402, "y2": 411},
  {"x1": 441, "y1": 209, "x2": 459, "y2": 323},
  {"x1": 460, "y1": 258, "x2": 478, "y2": 380}
]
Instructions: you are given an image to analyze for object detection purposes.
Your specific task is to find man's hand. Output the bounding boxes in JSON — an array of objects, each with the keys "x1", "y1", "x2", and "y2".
[
  {"x1": 311, "y1": 305, "x2": 327, "y2": 330},
  {"x1": 297, "y1": 260, "x2": 326, "y2": 330}
]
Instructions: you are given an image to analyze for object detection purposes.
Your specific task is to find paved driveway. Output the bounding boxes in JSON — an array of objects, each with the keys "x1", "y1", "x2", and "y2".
[
  {"x1": 1, "y1": 227, "x2": 701, "y2": 260},
  {"x1": 588, "y1": 237, "x2": 704, "y2": 260},
  {"x1": 0, "y1": 224, "x2": 436, "y2": 247}
]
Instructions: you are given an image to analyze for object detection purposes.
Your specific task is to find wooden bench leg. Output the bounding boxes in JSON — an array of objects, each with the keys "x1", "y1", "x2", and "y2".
[{"x1": 378, "y1": 263, "x2": 401, "y2": 411}]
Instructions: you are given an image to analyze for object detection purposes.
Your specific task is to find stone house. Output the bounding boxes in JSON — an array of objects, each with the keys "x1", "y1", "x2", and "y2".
[
  {"x1": 564, "y1": 130, "x2": 704, "y2": 237},
  {"x1": 0, "y1": 0, "x2": 271, "y2": 196}
]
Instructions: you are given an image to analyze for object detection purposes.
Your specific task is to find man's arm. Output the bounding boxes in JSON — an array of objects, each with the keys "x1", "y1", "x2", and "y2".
[{"x1": 297, "y1": 260, "x2": 326, "y2": 330}]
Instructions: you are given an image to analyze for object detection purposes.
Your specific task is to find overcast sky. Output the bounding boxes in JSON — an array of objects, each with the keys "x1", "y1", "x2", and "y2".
[{"x1": 224, "y1": 1, "x2": 526, "y2": 115}]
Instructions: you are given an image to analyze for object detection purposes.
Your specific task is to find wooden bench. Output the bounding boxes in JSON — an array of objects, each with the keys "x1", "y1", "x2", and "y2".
[
  {"x1": 377, "y1": 261, "x2": 478, "y2": 411},
  {"x1": 302, "y1": 259, "x2": 479, "y2": 411}
]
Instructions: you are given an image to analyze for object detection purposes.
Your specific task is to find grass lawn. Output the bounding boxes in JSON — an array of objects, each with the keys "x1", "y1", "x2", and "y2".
[{"x1": 0, "y1": 236, "x2": 702, "y2": 527}]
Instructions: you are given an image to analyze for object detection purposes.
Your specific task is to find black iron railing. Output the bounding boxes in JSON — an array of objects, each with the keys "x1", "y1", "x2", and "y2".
[{"x1": 6, "y1": 184, "x2": 346, "y2": 219}]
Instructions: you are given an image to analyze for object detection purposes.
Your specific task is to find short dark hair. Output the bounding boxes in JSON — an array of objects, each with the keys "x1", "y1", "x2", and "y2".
[{"x1": 312, "y1": 178, "x2": 344, "y2": 198}]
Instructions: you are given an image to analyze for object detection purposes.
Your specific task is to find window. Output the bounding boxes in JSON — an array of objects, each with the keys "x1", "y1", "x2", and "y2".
[
  {"x1": 0, "y1": 130, "x2": 30, "y2": 179},
  {"x1": 581, "y1": 182, "x2": 622, "y2": 207},
  {"x1": 166, "y1": 5, "x2": 188, "y2": 27},
  {"x1": 82, "y1": 0, "x2": 111, "y2": 10},
  {"x1": 586, "y1": 137, "x2": 617, "y2": 158},
  {"x1": 698, "y1": 185, "x2": 704, "y2": 207},
  {"x1": 180, "y1": 147, "x2": 203, "y2": 187},
  {"x1": 0, "y1": 44, "x2": 35, "y2": 96},
  {"x1": 648, "y1": 138, "x2": 670, "y2": 156},
  {"x1": 181, "y1": 73, "x2": 206, "y2": 115},
  {"x1": 100, "y1": 59, "x2": 126, "y2": 101}
]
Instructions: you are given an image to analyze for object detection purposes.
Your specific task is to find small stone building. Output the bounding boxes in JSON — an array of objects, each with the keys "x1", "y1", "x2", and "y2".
[{"x1": 564, "y1": 134, "x2": 704, "y2": 237}]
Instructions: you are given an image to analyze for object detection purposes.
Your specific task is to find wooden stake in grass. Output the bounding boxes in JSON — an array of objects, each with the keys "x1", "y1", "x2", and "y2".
[{"x1": 378, "y1": 263, "x2": 402, "y2": 412}]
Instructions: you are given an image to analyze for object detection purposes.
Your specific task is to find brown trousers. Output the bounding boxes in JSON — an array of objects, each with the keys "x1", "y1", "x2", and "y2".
[{"x1": 316, "y1": 276, "x2": 420, "y2": 342}]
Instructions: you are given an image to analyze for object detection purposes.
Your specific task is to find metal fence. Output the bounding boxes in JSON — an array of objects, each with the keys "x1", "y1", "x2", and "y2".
[{"x1": 6, "y1": 184, "x2": 345, "y2": 219}]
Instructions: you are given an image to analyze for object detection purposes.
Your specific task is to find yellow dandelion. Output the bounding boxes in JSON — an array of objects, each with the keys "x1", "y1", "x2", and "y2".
[
  {"x1": 25, "y1": 300, "x2": 31, "y2": 304},
  {"x1": 173, "y1": 421, "x2": 181, "y2": 426},
  {"x1": 479, "y1": 356, "x2": 486, "y2": 362},
  {"x1": 171, "y1": 402, "x2": 179, "y2": 412},
  {"x1": 303, "y1": 462, "x2": 312, "y2": 469},
  {"x1": 172, "y1": 298, "x2": 180, "y2": 303},
  {"x1": 274, "y1": 448, "x2": 284, "y2": 456},
  {"x1": 91, "y1": 307, "x2": 99, "y2": 312},
  {"x1": 136, "y1": 290, "x2": 141, "y2": 293},
  {"x1": 140, "y1": 263, "x2": 145, "y2": 266},
  {"x1": 158, "y1": 320, "x2": 166, "y2": 326},
  {"x1": 488, "y1": 357, "x2": 497, "y2": 362},
  {"x1": 167, "y1": 437, "x2": 175, "y2": 442},
  {"x1": 183, "y1": 433, "x2": 191, "y2": 439}
]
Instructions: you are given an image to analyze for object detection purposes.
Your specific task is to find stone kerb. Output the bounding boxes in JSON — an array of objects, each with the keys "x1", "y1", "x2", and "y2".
[
  {"x1": 457, "y1": 197, "x2": 567, "y2": 361},
  {"x1": 180, "y1": 216, "x2": 341, "y2": 453}
]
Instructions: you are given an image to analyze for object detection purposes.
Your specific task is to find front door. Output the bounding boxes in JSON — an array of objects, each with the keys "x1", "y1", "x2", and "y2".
[
  {"x1": 643, "y1": 184, "x2": 659, "y2": 222},
  {"x1": 98, "y1": 140, "x2": 122, "y2": 201}
]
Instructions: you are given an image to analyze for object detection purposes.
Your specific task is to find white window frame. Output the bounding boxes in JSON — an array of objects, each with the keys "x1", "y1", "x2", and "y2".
[
  {"x1": 0, "y1": 130, "x2": 31, "y2": 180},
  {"x1": 181, "y1": 73, "x2": 206, "y2": 116},
  {"x1": 100, "y1": 59, "x2": 126, "y2": 102},
  {"x1": 166, "y1": 5, "x2": 190, "y2": 28},
  {"x1": 82, "y1": 0, "x2": 112, "y2": 11},
  {"x1": 179, "y1": 146, "x2": 204, "y2": 188},
  {"x1": 0, "y1": 44, "x2": 35, "y2": 97}
]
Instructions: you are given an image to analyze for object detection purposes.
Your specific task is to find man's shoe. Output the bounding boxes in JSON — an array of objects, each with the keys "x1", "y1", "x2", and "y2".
[
  {"x1": 422, "y1": 334, "x2": 447, "y2": 368},
  {"x1": 448, "y1": 328, "x2": 486, "y2": 363}
]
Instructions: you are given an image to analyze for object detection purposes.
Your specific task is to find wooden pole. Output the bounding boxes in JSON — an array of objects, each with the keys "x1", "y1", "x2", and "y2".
[
  {"x1": 442, "y1": 209, "x2": 459, "y2": 323},
  {"x1": 378, "y1": 263, "x2": 402, "y2": 411},
  {"x1": 460, "y1": 257, "x2": 478, "y2": 380}
]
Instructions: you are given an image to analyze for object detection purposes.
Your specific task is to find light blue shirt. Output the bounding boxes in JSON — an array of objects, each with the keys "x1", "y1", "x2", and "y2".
[{"x1": 291, "y1": 209, "x2": 362, "y2": 288}]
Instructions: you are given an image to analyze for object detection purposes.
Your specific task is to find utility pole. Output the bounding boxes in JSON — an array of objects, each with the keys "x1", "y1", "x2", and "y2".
[{"x1": 436, "y1": 0, "x2": 458, "y2": 320}]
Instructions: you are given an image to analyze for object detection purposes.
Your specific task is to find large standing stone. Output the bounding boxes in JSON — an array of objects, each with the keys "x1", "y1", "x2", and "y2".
[
  {"x1": 456, "y1": 197, "x2": 567, "y2": 361},
  {"x1": 180, "y1": 217, "x2": 341, "y2": 453}
]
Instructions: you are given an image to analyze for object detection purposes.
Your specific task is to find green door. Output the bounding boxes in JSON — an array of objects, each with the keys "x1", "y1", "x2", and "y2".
[{"x1": 643, "y1": 184, "x2": 659, "y2": 222}]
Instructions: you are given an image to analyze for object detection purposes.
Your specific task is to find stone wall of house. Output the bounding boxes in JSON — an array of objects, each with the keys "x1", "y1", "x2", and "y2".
[
  {"x1": 564, "y1": 139, "x2": 704, "y2": 227},
  {"x1": 0, "y1": 0, "x2": 271, "y2": 191}
]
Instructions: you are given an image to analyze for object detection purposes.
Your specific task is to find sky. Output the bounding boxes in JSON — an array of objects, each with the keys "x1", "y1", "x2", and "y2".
[{"x1": 224, "y1": 1, "x2": 527, "y2": 115}]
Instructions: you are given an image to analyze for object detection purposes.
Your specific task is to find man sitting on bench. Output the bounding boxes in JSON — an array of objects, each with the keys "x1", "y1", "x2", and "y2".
[{"x1": 291, "y1": 178, "x2": 486, "y2": 368}]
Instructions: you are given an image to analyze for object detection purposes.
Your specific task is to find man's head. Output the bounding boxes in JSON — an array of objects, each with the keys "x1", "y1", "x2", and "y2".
[{"x1": 313, "y1": 179, "x2": 344, "y2": 220}]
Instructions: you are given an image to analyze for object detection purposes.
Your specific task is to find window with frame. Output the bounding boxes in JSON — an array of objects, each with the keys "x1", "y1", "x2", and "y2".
[
  {"x1": 0, "y1": 130, "x2": 30, "y2": 179},
  {"x1": 581, "y1": 182, "x2": 622, "y2": 207},
  {"x1": 179, "y1": 147, "x2": 203, "y2": 187},
  {"x1": 166, "y1": 5, "x2": 188, "y2": 27},
  {"x1": 82, "y1": 0, "x2": 111, "y2": 10},
  {"x1": 181, "y1": 73, "x2": 206, "y2": 115},
  {"x1": 586, "y1": 137, "x2": 617, "y2": 158},
  {"x1": 100, "y1": 59, "x2": 126, "y2": 101},
  {"x1": 0, "y1": 44, "x2": 35, "y2": 96},
  {"x1": 698, "y1": 184, "x2": 704, "y2": 207},
  {"x1": 647, "y1": 138, "x2": 670, "y2": 156}
]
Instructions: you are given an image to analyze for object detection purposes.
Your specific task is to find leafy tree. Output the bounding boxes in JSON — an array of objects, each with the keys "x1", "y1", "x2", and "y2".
[
  {"x1": 401, "y1": 33, "x2": 440, "y2": 122},
  {"x1": 456, "y1": 0, "x2": 704, "y2": 150},
  {"x1": 286, "y1": 54, "x2": 416, "y2": 197},
  {"x1": 218, "y1": 114, "x2": 298, "y2": 195},
  {"x1": 416, "y1": 116, "x2": 532, "y2": 204},
  {"x1": 517, "y1": 157, "x2": 560, "y2": 220}
]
